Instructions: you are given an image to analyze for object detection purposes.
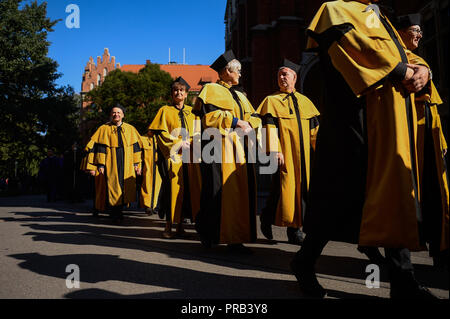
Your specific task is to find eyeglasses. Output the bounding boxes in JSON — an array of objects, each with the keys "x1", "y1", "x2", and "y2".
[{"x1": 409, "y1": 27, "x2": 423, "y2": 35}]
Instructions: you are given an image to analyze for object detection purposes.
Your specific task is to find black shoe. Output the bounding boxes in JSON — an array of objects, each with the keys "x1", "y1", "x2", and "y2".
[
  {"x1": 290, "y1": 258, "x2": 326, "y2": 298},
  {"x1": 260, "y1": 215, "x2": 273, "y2": 240},
  {"x1": 145, "y1": 208, "x2": 154, "y2": 216},
  {"x1": 287, "y1": 228, "x2": 304, "y2": 245},
  {"x1": 92, "y1": 210, "x2": 99, "y2": 218},
  {"x1": 227, "y1": 244, "x2": 254, "y2": 255}
]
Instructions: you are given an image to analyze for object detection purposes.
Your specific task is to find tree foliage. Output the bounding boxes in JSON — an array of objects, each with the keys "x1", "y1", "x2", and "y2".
[
  {"x1": 85, "y1": 64, "x2": 174, "y2": 135},
  {"x1": 0, "y1": 0, "x2": 79, "y2": 177}
]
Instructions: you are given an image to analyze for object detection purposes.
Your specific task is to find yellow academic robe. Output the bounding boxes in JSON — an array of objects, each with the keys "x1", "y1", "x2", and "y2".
[
  {"x1": 80, "y1": 130, "x2": 106, "y2": 212},
  {"x1": 193, "y1": 81, "x2": 261, "y2": 244},
  {"x1": 139, "y1": 134, "x2": 162, "y2": 211},
  {"x1": 148, "y1": 105, "x2": 202, "y2": 224},
  {"x1": 306, "y1": 0, "x2": 429, "y2": 250},
  {"x1": 92, "y1": 122, "x2": 142, "y2": 207},
  {"x1": 407, "y1": 52, "x2": 449, "y2": 254},
  {"x1": 257, "y1": 91, "x2": 320, "y2": 228}
]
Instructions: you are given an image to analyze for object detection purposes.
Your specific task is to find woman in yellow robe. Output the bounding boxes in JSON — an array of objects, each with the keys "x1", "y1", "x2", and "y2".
[
  {"x1": 149, "y1": 77, "x2": 202, "y2": 238},
  {"x1": 193, "y1": 51, "x2": 261, "y2": 254}
]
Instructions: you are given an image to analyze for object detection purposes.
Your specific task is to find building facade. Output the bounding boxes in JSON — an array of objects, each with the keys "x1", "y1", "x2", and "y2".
[
  {"x1": 225, "y1": 0, "x2": 448, "y2": 130},
  {"x1": 81, "y1": 48, "x2": 218, "y2": 109},
  {"x1": 225, "y1": 0, "x2": 323, "y2": 106}
]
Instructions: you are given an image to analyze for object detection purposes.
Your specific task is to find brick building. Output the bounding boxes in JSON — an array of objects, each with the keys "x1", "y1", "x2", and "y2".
[
  {"x1": 81, "y1": 48, "x2": 120, "y2": 108},
  {"x1": 81, "y1": 48, "x2": 218, "y2": 108}
]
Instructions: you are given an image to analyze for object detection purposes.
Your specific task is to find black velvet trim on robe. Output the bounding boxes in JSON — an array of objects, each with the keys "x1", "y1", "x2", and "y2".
[{"x1": 194, "y1": 98, "x2": 257, "y2": 244}]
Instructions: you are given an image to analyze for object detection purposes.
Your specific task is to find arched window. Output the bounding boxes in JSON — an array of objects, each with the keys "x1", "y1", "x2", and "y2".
[
  {"x1": 103, "y1": 68, "x2": 108, "y2": 77},
  {"x1": 90, "y1": 83, "x2": 94, "y2": 91},
  {"x1": 97, "y1": 74, "x2": 101, "y2": 86}
]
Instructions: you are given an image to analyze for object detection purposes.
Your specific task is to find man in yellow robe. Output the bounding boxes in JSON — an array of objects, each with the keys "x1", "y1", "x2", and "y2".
[
  {"x1": 290, "y1": 0, "x2": 440, "y2": 299},
  {"x1": 90, "y1": 104, "x2": 142, "y2": 222},
  {"x1": 149, "y1": 77, "x2": 202, "y2": 239},
  {"x1": 395, "y1": 14, "x2": 449, "y2": 267},
  {"x1": 257, "y1": 59, "x2": 320, "y2": 245},
  {"x1": 193, "y1": 51, "x2": 261, "y2": 254}
]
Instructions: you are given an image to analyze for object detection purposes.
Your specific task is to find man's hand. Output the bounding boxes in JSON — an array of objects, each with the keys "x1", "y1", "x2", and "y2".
[
  {"x1": 276, "y1": 152, "x2": 285, "y2": 167},
  {"x1": 89, "y1": 170, "x2": 96, "y2": 177},
  {"x1": 403, "y1": 64, "x2": 430, "y2": 93},
  {"x1": 134, "y1": 165, "x2": 142, "y2": 176},
  {"x1": 236, "y1": 120, "x2": 253, "y2": 134},
  {"x1": 404, "y1": 67, "x2": 415, "y2": 81},
  {"x1": 98, "y1": 167, "x2": 105, "y2": 175}
]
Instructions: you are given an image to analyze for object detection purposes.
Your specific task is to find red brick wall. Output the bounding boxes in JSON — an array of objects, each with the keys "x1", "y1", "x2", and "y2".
[
  {"x1": 81, "y1": 48, "x2": 119, "y2": 108},
  {"x1": 226, "y1": 0, "x2": 323, "y2": 107}
]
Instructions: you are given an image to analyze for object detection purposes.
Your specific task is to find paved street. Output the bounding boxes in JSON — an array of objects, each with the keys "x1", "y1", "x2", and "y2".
[{"x1": 0, "y1": 195, "x2": 448, "y2": 301}]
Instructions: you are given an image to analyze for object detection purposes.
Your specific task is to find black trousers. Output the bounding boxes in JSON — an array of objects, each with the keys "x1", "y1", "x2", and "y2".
[{"x1": 261, "y1": 170, "x2": 300, "y2": 232}]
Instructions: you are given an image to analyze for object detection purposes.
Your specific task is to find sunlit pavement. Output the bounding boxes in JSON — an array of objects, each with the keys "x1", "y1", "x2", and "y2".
[{"x1": 0, "y1": 195, "x2": 448, "y2": 300}]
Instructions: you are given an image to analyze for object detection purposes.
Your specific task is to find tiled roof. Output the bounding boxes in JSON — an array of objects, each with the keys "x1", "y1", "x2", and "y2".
[
  {"x1": 119, "y1": 64, "x2": 219, "y2": 92},
  {"x1": 119, "y1": 65, "x2": 145, "y2": 73}
]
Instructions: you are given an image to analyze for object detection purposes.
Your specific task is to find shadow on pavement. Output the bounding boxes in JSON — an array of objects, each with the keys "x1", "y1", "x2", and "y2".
[
  {"x1": 2, "y1": 196, "x2": 448, "y2": 297},
  {"x1": 9, "y1": 252, "x2": 300, "y2": 299}
]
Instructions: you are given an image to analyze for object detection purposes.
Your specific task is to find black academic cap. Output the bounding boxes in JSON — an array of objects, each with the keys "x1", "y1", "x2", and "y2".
[
  {"x1": 395, "y1": 14, "x2": 421, "y2": 30},
  {"x1": 280, "y1": 58, "x2": 301, "y2": 74},
  {"x1": 173, "y1": 76, "x2": 191, "y2": 91},
  {"x1": 210, "y1": 50, "x2": 236, "y2": 72},
  {"x1": 112, "y1": 103, "x2": 126, "y2": 114}
]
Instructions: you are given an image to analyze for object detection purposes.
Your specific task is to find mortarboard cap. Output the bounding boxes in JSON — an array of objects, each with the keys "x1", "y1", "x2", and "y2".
[
  {"x1": 279, "y1": 58, "x2": 301, "y2": 74},
  {"x1": 112, "y1": 103, "x2": 126, "y2": 114},
  {"x1": 395, "y1": 14, "x2": 421, "y2": 30},
  {"x1": 210, "y1": 50, "x2": 236, "y2": 72},
  {"x1": 173, "y1": 76, "x2": 191, "y2": 91}
]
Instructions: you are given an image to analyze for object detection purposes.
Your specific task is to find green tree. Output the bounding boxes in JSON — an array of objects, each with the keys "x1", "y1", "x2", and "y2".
[
  {"x1": 85, "y1": 63, "x2": 174, "y2": 135},
  {"x1": 0, "y1": 0, "x2": 79, "y2": 178}
]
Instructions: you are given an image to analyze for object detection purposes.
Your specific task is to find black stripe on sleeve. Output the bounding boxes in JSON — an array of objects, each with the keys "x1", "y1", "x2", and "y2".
[
  {"x1": 310, "y1": 116, "x2": 320, "y2": 129},
  {"x1": 307, "y1": 23, "x2": 354, "y2": 51},
  {"x1": 203, "y1": 103, "x2": 221, "y2": 114},
  {"x1": 133, "y1": 142, "x2": 141, "y2": 153},
  {"x1": 95, "y1": 144, "x2": 107, "y2": 154},
  {"x1": 261, "y1": 113, "x2": 278, "y2": 127}
]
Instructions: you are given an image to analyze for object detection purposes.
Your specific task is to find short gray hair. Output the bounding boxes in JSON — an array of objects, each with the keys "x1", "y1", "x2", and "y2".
[{"x1": 225, "y1": 59, "x2": 241, "y2": 73}]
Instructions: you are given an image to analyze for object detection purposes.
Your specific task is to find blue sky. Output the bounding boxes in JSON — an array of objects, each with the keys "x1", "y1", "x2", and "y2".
[{"x1": 34, "y1": 0, "x2": 227, "y2": 93}]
